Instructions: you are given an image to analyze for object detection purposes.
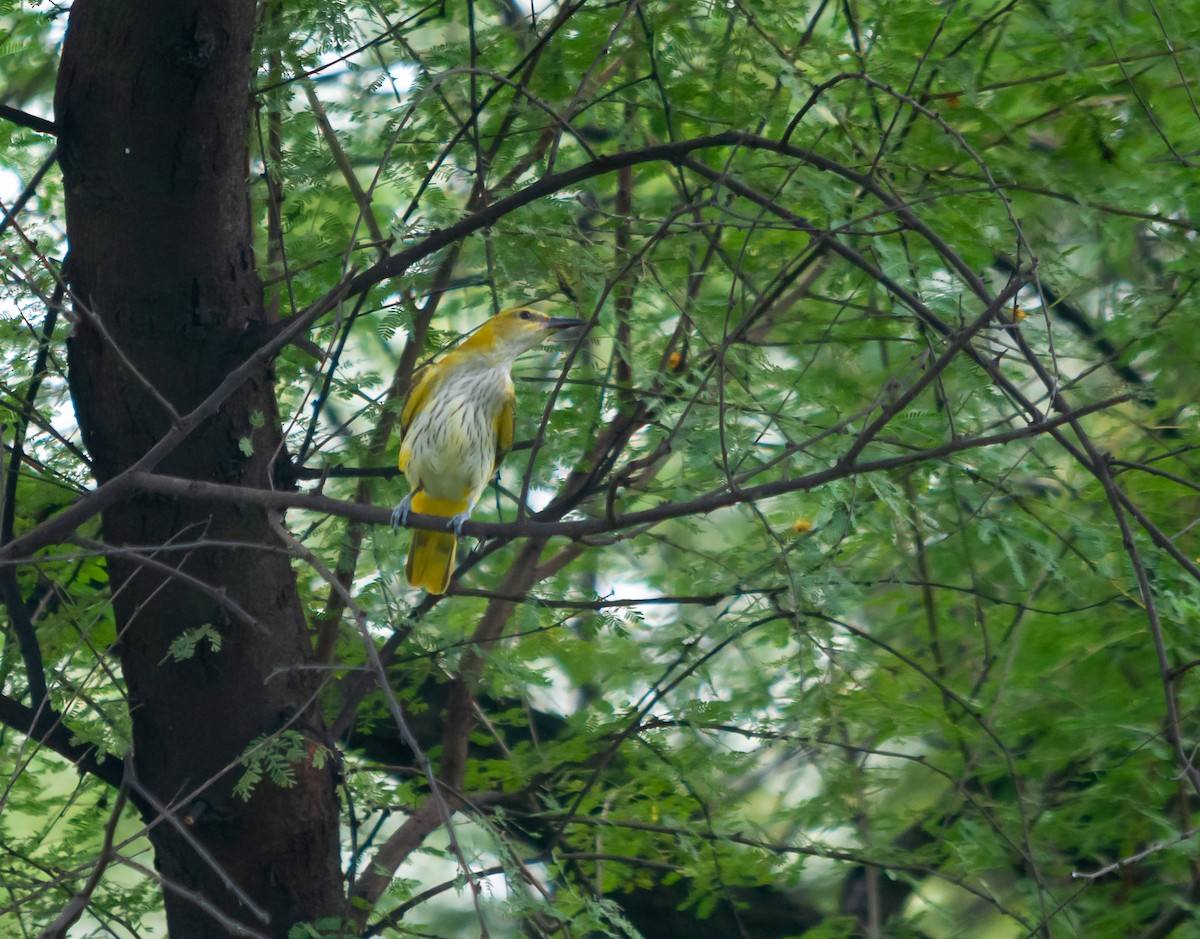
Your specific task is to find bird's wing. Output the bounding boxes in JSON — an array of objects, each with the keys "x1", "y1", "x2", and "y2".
[
  {"x1": 493, "y1": 386, "x2": 515, "y2": 473},
  {"x1": 398, "y1": 365, "x2": 436, "y2": 472}
]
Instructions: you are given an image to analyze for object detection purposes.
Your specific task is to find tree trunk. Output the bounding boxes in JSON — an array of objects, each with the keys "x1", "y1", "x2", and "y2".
[{"x1": 54, "y1": 2, "x2": 344, "y2": 936}]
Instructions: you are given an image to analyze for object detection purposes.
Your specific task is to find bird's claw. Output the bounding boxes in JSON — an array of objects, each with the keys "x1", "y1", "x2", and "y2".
[
  {"x1": 449, "y1": 511, "x2": 470, "y2": 537},
  {"x1": 391, "y1": 494, "x2": 414, "y2": 531}
]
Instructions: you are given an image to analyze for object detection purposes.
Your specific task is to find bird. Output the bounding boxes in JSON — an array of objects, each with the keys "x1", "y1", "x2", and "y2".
[{"x1": 392, "y1": 307, "x2": 585, "y2": 594}]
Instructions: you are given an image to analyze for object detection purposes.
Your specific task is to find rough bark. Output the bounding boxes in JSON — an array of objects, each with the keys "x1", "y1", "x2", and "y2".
[{"x1": 54, "y1": 2, "x2": 344, "y2": 936}]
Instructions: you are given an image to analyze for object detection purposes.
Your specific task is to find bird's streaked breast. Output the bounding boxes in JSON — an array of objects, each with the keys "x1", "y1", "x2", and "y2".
[{"x1": 402, "y1": 363, "x2": 512, "y2": 507}]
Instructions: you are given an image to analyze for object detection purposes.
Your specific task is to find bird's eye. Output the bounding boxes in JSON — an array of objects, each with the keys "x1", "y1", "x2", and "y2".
[{"x1": 519, "y1": 310, "x2": 533, "y2": 320}]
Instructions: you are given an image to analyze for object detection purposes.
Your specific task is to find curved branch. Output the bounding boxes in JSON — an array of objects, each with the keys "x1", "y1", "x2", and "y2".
[
  {"x1": 0, "y1": 275, "x2": 356, "y2": 564},
  {"x1": 0, "y1": 692, "x2": 123, "y2": 788},
  {"x1": 0, "y1": 283, "x2": 63, "y2": 708},
  {"x1": 0, "y1": 145, "x2": 58, "y2": 238},
  {"x1": 339, "y1": 130, "x2": 994, "y2": 307}
]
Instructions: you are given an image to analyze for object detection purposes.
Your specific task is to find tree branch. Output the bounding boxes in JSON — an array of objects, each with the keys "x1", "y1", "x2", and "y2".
[
  {"x1": 39, "y1": 770, "x2": 129, "y2": 939},
  {"x1": 0, "y1": 275, "x2": 356, "y2": 564},
  {"x1": 45, "y1": 394, "x2": 1125, "y2": 556},
  {"x1": 0, "y1": 104, "x2": 56, "y2": 136},
  {"x1": 0, "y1": 692, "x2": 123, "y2": 788}
]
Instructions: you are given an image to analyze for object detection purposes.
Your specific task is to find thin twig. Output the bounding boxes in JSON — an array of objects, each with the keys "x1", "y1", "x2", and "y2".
[
  {"x1": 38, "y1": 762, "x2": 130, "y2": 939},
  {"x1": 1073, "y1": 824, "x2": 1200, "y2": 880},
  {"x1": 267, "y1": 516, "x2": 485, "y2": 931}
]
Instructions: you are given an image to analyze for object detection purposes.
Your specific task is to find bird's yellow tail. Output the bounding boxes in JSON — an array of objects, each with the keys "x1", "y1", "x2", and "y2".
[{"x1": 405, "y1": 492, "x2": 468, "y2": 594}]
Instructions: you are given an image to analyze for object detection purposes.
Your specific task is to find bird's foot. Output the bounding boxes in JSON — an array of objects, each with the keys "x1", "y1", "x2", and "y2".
[
  {"x1": 448, "y1": 510, "x2": 471, "y2": 537},
  {"x1": 391, "y1": 493, "x2": 414, "y2": 530}
]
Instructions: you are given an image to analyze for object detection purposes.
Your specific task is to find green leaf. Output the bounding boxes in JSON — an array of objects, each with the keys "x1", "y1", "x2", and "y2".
[{"x1": 162, "y1": 624, "x2": 222, "y2": 663}]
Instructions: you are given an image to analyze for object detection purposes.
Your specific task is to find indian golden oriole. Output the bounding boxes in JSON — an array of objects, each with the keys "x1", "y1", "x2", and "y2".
[{"x1": 391, "y1": 307, "x2": 585, "y2": 594}]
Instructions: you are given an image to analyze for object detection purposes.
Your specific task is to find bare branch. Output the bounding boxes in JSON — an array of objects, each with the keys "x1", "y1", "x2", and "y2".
[
  {"x1": 38, "y1": 766, "x2": 129, "y2": 939},
  {"x1": 0, "y1": 104, "x2": 56, "y2": 136},
  {"x1": 75, "y1": 394, "x2": 1132, "y2": 554}
]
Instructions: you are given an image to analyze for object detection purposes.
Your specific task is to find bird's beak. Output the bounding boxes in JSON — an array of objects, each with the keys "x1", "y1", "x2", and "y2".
[{"x1": 546, "y1": 317, "x2": 587, "y2": 331}]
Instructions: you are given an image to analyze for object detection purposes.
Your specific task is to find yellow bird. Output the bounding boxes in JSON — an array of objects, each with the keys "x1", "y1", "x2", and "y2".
[{"x1": 392, "y1": 307, "x2": 585, "y2": 594}]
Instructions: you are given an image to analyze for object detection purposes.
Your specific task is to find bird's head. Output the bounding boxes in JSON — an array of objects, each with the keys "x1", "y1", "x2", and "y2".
[{"x1": 459, "y1": 307, "x2": 586, "y2": 362}]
